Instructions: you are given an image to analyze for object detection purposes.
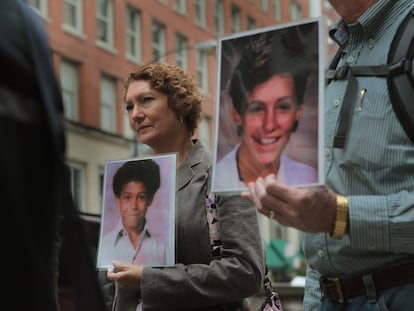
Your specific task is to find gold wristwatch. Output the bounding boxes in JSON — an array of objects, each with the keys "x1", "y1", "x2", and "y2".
[{"x1": 331, "y1": 195, "x2": 349, "y2": 239}]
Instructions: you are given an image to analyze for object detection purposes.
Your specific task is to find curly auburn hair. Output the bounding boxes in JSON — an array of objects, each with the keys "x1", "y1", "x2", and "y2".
[{"x1": 124, "y1": 63, "x2": 203, "y2": 136}]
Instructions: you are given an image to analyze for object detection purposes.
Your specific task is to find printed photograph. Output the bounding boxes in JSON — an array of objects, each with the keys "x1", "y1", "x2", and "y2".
[
  {"x1": 212, "y1": 17, "x2": 325, "y2": 192},
  {"x1": 96, "y1": 153, "x2": 176, "y2": 269}
]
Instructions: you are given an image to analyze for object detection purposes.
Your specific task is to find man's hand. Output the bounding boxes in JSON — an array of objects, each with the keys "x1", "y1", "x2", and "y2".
[
  {"x1": 107, "y1": 261, "x2": 143, "y2": 291},
  {"x1": 242, "y1": 174, "x2": 337, "y2": 233}
]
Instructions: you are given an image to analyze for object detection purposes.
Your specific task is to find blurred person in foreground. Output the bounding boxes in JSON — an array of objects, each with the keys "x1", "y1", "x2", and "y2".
[
  {"x1": 107, "y1": 62, "x2": 265, "y2": 311},
  {"x1": 0, "y1": 1, "x2": 105, "y2": 310},
  {"x1": 243, "y1": 0, "x2": 414, "y2": 310}
]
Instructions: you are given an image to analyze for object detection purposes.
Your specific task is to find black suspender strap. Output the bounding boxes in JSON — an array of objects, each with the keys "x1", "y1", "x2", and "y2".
[
  {"x1": 326, "y1": 48, "x2": 343, "y2": 83},
  {"x1": 327, "y1": 8, "x2": 414, "y2": 147},
  {"x1": 333, "y1": 65, "x2": 359, "y2": 149},
  {"x1": 387, "y1": 8, "x2": 414, "y2": 144}
]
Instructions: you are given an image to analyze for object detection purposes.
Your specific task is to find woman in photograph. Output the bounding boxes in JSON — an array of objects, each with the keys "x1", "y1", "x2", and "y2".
[
  {"x1": 214, "y1": 25, "x2": 319, "y2": 192},
  {"x1": 106, "y1": 63, "x2": 265, "y2": 311}
]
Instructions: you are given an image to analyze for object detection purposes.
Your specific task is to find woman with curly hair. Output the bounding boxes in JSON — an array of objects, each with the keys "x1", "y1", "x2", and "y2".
[{"x1": 106, "y1": 63, "x2": 265, "y2": 311}]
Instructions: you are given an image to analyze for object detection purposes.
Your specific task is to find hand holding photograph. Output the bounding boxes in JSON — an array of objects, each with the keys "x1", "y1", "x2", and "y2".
[
  {"x1": 212, "y1": 17, "x2": 325, "y2": 192},
  {"x1": 96, "y1": 153, "x2": 176, "y2": 269}
]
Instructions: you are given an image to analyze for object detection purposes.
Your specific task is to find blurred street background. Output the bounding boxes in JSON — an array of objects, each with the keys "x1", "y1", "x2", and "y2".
[{"x1": 26, "y1": 1, "x2": 339, "y2": 309}]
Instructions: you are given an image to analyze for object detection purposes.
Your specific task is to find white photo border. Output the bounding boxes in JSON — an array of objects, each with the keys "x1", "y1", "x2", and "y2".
[
  {"x1": 211, "y1": 17, "x2": 326, "y2": 192},
  {"x1": 96, "y1": 153, "x2": 176, "y2": 269}
]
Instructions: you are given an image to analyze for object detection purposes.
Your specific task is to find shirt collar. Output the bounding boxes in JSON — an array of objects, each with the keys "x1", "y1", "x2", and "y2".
[
  {"x1": 114, "y1": 218, "x2": 151, "y2": 245},
  {"x1": 328, "y1": 0, "x2": 397, "y2": 47}
]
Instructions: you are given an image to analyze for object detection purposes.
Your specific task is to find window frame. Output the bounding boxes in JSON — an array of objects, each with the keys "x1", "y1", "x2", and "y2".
[
  {"x1": 60, "y1": 58, "x2": 79, "y2": 121},
  {"x1": 63, "y1": 0, "x2": 84, "y2": 35},
  {"x1": 100, "y1": 74, "x2": 117, "y2": 133},
  {"x1": 125, "y1": 4, "x2": 142, "y2": 63},
  {"x1": 96, "y1": 0, "x2": 114, "y2": 48}
]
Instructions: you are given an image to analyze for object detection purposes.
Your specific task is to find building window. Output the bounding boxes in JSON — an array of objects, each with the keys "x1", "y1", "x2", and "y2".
[
  {"x1": 152, "y1": 20, "x2": 166, "y2": 62},
  {"x1": 68, "y1": 162, "x2": 84, "y2": 212},
  {"x1": 63, "y1": 0, "x2": 83, "y2": 34},
  {"x1": 290, "y1": 1, "x2": 303, "y2": 21},
  {"x1": 132, "y1": 139, "x2": 152, "y2": 157},
  {"x1": 96, "y1": 0, "x2": 114, "y2": 47},
  {"x1": 98, "y1": 167, "x2": 104, "y2": 213},
  {"x1": 125, "y1": 5, "x2": 141, "y2": 62},
  {"x1": 100, "y1": 74, "x2": 117, "y2": 133},
  {"x1": 273, "y1": 0, "x2": 282, "y2": 21},
  {"x1": 214, "y1": 0, "x2": 224, "y2": 37},
  {"x1": 194, "y1": 0, "x2": 206, "y2": 28},
  {"x1": 123, "y1": 111, "x2": 135, "y2": 140},
  {"x1": 27, "y1": 0, "x2": 48, "y2": 17},
  {"x1": 199, "y1": 116, "x2": 211, "y2": 149},
  {"x1": 261, "y1": 0, "x2": 269, "y2": 12},
  {"x1": 174, "y1": 0, "x2": 186, "y2": 15},
  {"x1": 231, "y1": 5, "x2": 241, "y2": 33},
  {"x1": 247, "y1": 16, "x2": 256, "y2": 30},
  {"x1": 175, "y1": 33, "x2": 188, "y2": 69},
  {"x1": 196, "y1": 50, "x2": 208, "y2": 93},
  {"x1": 60, "y1": 59, "x2": 79, "y2": 121}
]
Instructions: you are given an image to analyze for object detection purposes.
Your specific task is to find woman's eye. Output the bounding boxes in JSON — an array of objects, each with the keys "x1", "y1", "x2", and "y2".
[
  {"x1": 125, "y1": 103, "x2": 133, "y2": 111},
  {"x1": 143, "y1": 96, "x2": 154, "y2": 103}
]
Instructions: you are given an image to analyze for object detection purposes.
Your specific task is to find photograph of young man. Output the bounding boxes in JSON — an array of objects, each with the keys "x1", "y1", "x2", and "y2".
[
  {"x1": 97, "y1": 156, "x2": 175, "y2": 268},
  {"x1": 213, "y1": 20, "x2": 322, "y2": 192}
]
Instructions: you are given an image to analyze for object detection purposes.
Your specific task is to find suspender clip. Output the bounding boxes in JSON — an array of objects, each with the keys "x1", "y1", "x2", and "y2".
[
  {"x1": 389, "y1": 58, "x2": 411, "y2": 75},
  {"x1": 335, "y1": 64, "x2": 349, "y2": 80}
]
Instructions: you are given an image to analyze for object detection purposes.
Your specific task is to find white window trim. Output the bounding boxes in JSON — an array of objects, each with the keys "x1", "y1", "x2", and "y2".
[
  {"x1": 60, "y1": 59, "x2": 79, "y2": 121},
  {"x1": 96, "y1": 0, "x2": 115, "y2": 49},
  {"x1": 125, "y1": 5, "x2": 141, "y2": 63},
  {"x1": 67, "y1": 161, "x2": 85, "y2": 212},
  {"x1": 194, "y1": 0, "x2": 206, "y2": 28},
  {"x1": 152, "y1": 20, "x2": 166, "y2": 62},
  {"x1": 174, "y1": 0, "x2": 186, "y2": 15},
  {"x1": 196, "y1": 50, "x2": 208, "y2": 94},
  {"x1": 100, "y1": 74, "x2": 117, "y2": 133},
  {"x1": 214, "y1": 0, "x2": 224, "y2": 37},
  {"x1": 63, "y1": 0, "x2": 85, "y2": 37},
  {"x1": 175, "y1": 33, "x2": 188, "y2": 70},
  {"x1": 28, "y1": 0, "x2": 49, "y2": 18}
]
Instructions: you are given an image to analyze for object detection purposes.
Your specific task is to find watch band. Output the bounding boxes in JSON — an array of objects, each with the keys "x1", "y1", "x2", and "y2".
[{"x1": 331, "y1": 195, "x2": 349, "y2": 239}]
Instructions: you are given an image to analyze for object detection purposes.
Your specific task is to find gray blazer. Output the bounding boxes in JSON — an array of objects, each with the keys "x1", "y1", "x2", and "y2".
[{"x1": 113, "y1": 140, "x2": 266, "y2": 311}]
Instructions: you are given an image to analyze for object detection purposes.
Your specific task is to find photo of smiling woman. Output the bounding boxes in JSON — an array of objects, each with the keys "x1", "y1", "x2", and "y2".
[
  {"x1": 212, "y1": 19, "x2": 324, "y2": 192},
  {"x1": 96, "y1": 154, "x2": 176, "y2": 269}
]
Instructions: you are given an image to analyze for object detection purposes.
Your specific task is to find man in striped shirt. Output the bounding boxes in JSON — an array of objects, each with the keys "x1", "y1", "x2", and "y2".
[{"x1": 244, "y1": 0, "x2": 414, "y2": 310}]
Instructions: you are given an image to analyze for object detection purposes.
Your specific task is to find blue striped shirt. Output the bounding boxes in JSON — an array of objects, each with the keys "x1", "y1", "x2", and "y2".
[{"x1": 303, "y1": 0, "x2": 414, "y2": 309}]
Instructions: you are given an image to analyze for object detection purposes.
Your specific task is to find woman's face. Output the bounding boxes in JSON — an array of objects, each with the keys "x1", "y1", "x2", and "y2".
[
  {"x1": 125, "y1": 80, "x2": 183, "y2": 151},
  {"x1": 115, "y1": 181, "x2": 153, "y2": 231},
  {"x1": 234, "y1": 73, "x2": 303, "y2": 167}
]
